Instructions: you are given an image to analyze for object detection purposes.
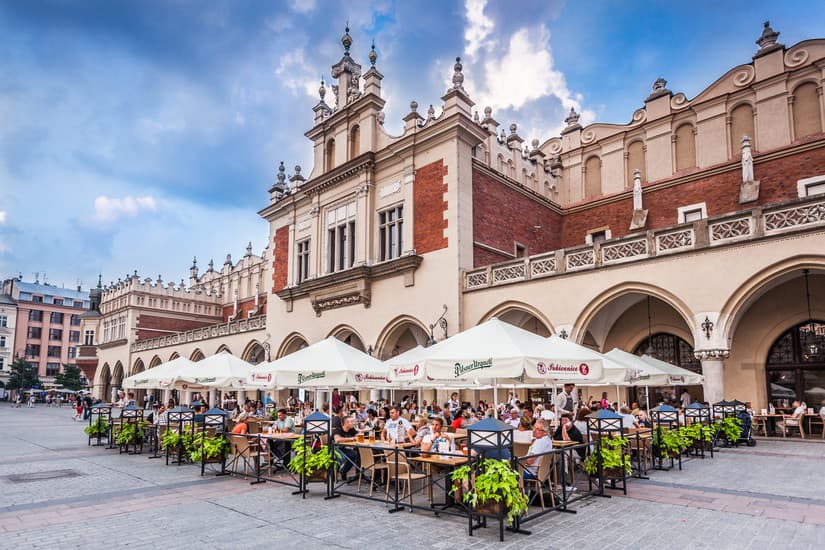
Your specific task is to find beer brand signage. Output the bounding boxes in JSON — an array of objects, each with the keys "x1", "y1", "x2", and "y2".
[
  {"x1": 133, "y1": 378, "x2": 149, "y2": 386},
  {"x1": 668, "y1": 375, "x2": 686, "y2": 384},
  {"x1": 393, "y1": 364, "x2": 420, "y2": 378},
  {"x1": 297, "y1": 371, "x2": 326, "y2": 385},
  {"x1": 252, "y1": 373, "x2": 273, "y2": 382},
  {"x1": 354, "y1": 373, "x2": 392, "y2": 383},
  {"x1": 535, "y1": 362, "x2": 591, "y2": 377},
  {"x1": 194, "y1": 377, "x2": 216, "y2": 384},
  {"x1": 454, "y1": 358, "x2": 492, "y2": 378}
]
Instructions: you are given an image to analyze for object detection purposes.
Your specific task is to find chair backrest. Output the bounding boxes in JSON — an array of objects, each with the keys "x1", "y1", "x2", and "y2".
[
  {"x1": 514, "y1": 441, "x2": 531, "y2": 458},
  {"x1": 536, "y1": 451, "x2": 555, "y2": 482},
  {"x1": 358, "y1": 446, "x2": 376, "y2": 469},
  {"x1": 228, "y1": 434, "x2": 253, "y2": 456}
]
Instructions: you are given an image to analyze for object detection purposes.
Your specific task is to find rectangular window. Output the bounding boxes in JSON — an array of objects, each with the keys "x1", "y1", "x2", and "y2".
[
  {"x1": 70, "y1": 314, "x2": 81, "y2": 326},
  {"x1": 69, "y1": 330, "x2": 80, "y2": 343},
  {"x1": 53, "y1": 298, "x2": 63, "y2": 306},
  {"x1": 0, "y1": 315, "x2": 6, "y2": 327},
  {"x1": 73, "y1": 300, "x2": 84, "y2": 308},
  {"x1": 32, "y1": 295, "x2": 43, "y2": 303},
  {"x1": 379, "y1": 205, "x2": 404, "y2": 261},
  {"x1": 29, "y1": 310, "x2": 42, "y2": 322},
  {"x1": 46, "y1": 363, "x2": 60, "y2": 376},
  {"x1": 28, "y1": 327, "x2": 42, "y2": 339},
  {"x1": 25, "y1": 344, "x2": 40, "y2": 357},
  {"x1": 296, "y1": 239, "x2": 310, "y2": 284},
  {"x1": 47, "y1": 345, "x2": 61, "y2": 358},
  {"x1": 797, "y1": 175, "x2": 825, "y2": 198},
  {"x1": 326, "y1": 203, "x2": 356, "y2": 273},
  {"x1": 68, "y1": 347, "x2": 77, "y2": 359},
  {"x1": 50, "y1": 312, "x2": 64, "y2": 324},
  {"x1": 0, "y1": 357, "x2": 4, "y2": 370},
  {"x1": 677, "y1": 202, "x2": 707, "y2": 224},
  {"x1": 84, "y1": 330, "x2": 95, "y2": 346},
  {"x1": 49, "y1": 328, "x2": 63, "y2": 341},
  {"x1": 0, "y1": 335, "x2": 6, "y2": 347},
  {"x1": 515, "y1": 243, "x2": 527, "y2": 258}
]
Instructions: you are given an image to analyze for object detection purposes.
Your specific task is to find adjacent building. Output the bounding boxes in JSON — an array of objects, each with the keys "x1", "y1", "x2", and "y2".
[{"x1": 0, "y1": 292, "x2": 17, "y2": 388}]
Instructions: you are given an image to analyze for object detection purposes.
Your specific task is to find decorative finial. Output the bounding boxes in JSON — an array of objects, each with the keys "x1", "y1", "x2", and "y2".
[
  {"x1": 564, "y1": 106, "x2": 580, "y2": 126},
  {"x1": 652, "y1": 77, "x2": 667, "y2": 92},
  {"x1": 277, "y1": 161, "x2": 286, "y2": 184},
  {"x1": 369, "y1": 39, "x2": 377, "y2": 66},
  {"x1": 427, "y1": 104, "x2": 435, "y2": 121},
  {"x1": 225, "y1": 253, "x2": 232, "y2": 265},
  {"x1": 246, "y1": 242, "x2": 253, "y2": 256},
  {"x1": 451, "y1": 56, "x2": 465, "y2": 92},
  {"x1": 97, "y1": 273, "x2": 102, "y2": 288},
  {"x1": 341, "y1": 23, "x2": 352, "y2": 54},
  {"x1": 192, "y1": 257, "x2": 197, "y2": 267},
  {"x1": 319, "y1": 77, "x2": 326, "y2": 100},
  {"x1": 377, "y1": 111, "x2": 385, "y2": 125},
  {"x1": 509, "y1": 123, "x2": 517, "y2": 135},
  {"x1": 208, "y1": 259, "x2": 214, "y2": 271},
  {"x1": 756, "y1": 20, "x2": 780, "y2": 51},
  {"x1": 410, "y1": 100, "x2": 418, "y2": 113},
  {"x1": 473, "y1": 110, "x2": 480, "y2": 122},
  {"x1": 500, "y1": 128, "x2": 506, "y2": 141},
  {"x1": 484, "y1": 106, "x2": 492, "y2": 117},
  {"x1": 531, "y1": 138, "x2": 540, "y2": 150}
]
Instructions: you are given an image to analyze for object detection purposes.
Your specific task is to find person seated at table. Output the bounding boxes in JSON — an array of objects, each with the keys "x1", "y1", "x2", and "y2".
[
  {"x1": 364, "y1": 408, "x2": 382, "y2": 432},
  {"x1": 554, "y1": 414, "x2": 586, "y2": 460},
  {"x1": 505, "y1": 408, "x2": 521, "y2": 428},
  {"x1": 790, "y1": 400, "x2": 805, "y2": 418},
  {"x1": 354, "y1": 403, "x2": 368, "y2": 423},
  {"x1": 331, "y1": 405, "x2": 345, "y2": 431},
  {"x1": 382, "y1": 406, "x2": 414, "y2": 443},
  {"x1": 619, "y1": 406, "x2": 639, "y2": 429},
  {"x1": 412, "y1": 415, "x2": 432, "y2": 446},
  {"x1": 630, "y1": 402, "x2": 642, "y2": 417},
  {"x1": 453, "y1": 409, "x2": 473, "y2": 430},
  {"x1": 635, "y1": 411, "x2": 651, "y2": 428},
  {"x1": 513, "y1": 415, "x2": 534, "y2": 444},
  {"x1": 420, "y1": 417, "x2": 454, "y2": 454},
  {"x1": 231, "y1": 413, "x2": 249, "y2": 434},
  {"x1": 522, "y1": 419, "x2": 553, "y2": 480},
  {"x1": 333, "y1": 416, "x2": 360, "y2": 482},
  {"x1": 273, "y1": 409, "x2": 295, "y2": 433},
  {"x1": 541, "y1": 405, "x2": 557, "y2": 422},
  {"x1": 254, "y1": 400, "x2": 265, "y2": 418}
]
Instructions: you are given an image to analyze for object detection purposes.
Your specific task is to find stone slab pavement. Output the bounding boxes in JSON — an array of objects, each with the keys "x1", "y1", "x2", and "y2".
[{"x1": 0, "y1": 403, "x2": 823, "y2": 548}]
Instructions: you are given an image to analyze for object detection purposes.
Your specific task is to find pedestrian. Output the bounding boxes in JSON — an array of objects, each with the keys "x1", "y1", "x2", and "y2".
[
  {"x1": 73, "y1": 398, "x2": 83, "y2": 421},
  {"x1": 28, "y1": 393, "x2": 36, "y2": 408}
]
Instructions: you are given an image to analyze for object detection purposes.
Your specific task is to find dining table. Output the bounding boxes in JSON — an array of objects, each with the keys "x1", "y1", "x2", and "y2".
[{"x1": 409, "y1": 454, "x2": 468, "y2": 510}]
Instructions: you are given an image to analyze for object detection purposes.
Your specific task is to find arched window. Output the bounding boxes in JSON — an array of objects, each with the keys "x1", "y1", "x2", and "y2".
[
  {"x1": 325, "y1": 138, "x2": 336, "y2": 171},
  {"x1": 792, "y1": 83, "x2": 823, "y2": 140},
  {"x1": 729, "y1": 104, "x2": 754, "y2": 156},
  {"x1": 584, "y1": 155, "x2": 601, "y2": 199},
  {"x1": 349, "y1": 125, "x2": 360, "y2": 158},
  {"x1": 633, "y1": 333, "x2": 701, "y2": 373},
  {"x1": 626, "y1": 141, "x2": 646, "y2": 185},
  {"x1": 765, "y1": 321, "x2": 825, "y2": 408},
  {"x1": 674, "y1": 123, "x2": 696, "y2": 170}
]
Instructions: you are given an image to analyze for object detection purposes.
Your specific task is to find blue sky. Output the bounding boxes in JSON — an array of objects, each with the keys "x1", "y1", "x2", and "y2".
[{"x1": 1, "y1": 0, "x2": 823, "y2": 291}]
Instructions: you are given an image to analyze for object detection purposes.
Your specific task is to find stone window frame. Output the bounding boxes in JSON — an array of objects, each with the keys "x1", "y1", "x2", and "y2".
[
  {"x1": 677, "y1": 202, "x2": 707, "y2": 224},
  {"x1": 796, "y1": 174, "x2": 825, "y2": 198},
  {"x1": 585, "y1": 227, "x2": 611, "y2": 245}
]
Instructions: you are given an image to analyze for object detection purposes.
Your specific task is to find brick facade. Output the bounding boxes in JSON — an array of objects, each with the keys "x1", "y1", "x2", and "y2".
[
  {"x1": 272, "y1": 226, "x2": 290, "y2": 293},
  {"x1": 561, "y1": 142, "x2": 825, "y2": 248},
  {"x1": 472, "y1": 168, "x2": 562, "y2": 267},
  {"x1": 135, "y1": 314, "x2": 215, "y2": 341},
  {"x1": 413, "y1": 159, "x2": 449, "y2": 254},
  {"x1": 221, "y1": 296, "x2": 266, "y2": 321}
]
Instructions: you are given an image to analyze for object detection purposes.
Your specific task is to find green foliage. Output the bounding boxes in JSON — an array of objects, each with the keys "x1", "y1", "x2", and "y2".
[
  {"x1": 450, "y1": 459, "x2": 529, "y2": 526},
  {"x1": 679, "y1": 423, "x2": 715, "y2": 447},
  {"x1": 717, "y1": 416, "x2": 742, "y2": 441},
  {"x1": 655, "y1": 428, "x2": 689, "y2": 458},
  {"x1": 287, "y1": 438, "x2": 339, "y2": 477},
  {"x1": 115, "y1": 420, "x2": 150, "y2": 445},
  {"x1": 583, "y1": 435, "x2": 631, "y2": 477},
  {"x1": 188, "y1": 433, "x2": 229, "y2": 462},
  {"x1": 54, "y1": 364, "x2": 84, "y2": 391},
  {"x1": 162, "y1": 429, "x2": 183, "y2": 450},
  {"x1": 7, "y1": 358, "x2": 41, "y2": 391},
  {"x1": 84, "y1": 418, "x2": 109, "y2": 437}
]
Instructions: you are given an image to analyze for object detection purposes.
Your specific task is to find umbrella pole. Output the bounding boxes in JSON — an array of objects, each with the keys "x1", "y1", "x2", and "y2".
[
  {"x1": 645, "y1": 386, "x2": 650, "y2": 416},
  {"x1": 615, "y1": 384, "x2": 620, "y2": 408},
  {"x1": 493, "y1": 380, "x2": 499, "y2": 411}
]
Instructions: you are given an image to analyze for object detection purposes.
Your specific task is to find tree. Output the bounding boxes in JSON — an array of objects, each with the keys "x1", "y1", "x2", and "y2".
[
  {"x1": 54, "y1": 363, "x2": 84, "y2": 391},
  {"x1": 7, "y1": 358, "x2": 42, "y2": 390}
]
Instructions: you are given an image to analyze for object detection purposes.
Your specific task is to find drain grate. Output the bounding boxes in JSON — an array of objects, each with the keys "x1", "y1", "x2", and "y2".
[{"x1": 4, "y1": 469, "x2": 83, "y2": 483}]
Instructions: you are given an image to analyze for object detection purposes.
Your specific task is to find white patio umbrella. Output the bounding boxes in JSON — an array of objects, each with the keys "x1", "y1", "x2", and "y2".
[
  {"x1": 250, "y1": 336, "x2": 391, "y2": 390},
  {"x1": 176, "y1": 351, "x2": 254, "y2": 389},
  {"x1": 122, "y1": 357, "x2": 195, "y2": 389}
]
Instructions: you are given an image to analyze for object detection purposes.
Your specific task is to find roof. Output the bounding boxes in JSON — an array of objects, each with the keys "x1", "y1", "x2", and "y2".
[
  {"x1": 14, "y1": 281, "x2": 89, "y2": 301},
  {"x1": 0, "y1": 294, "x2": 16, "y2": 306}
]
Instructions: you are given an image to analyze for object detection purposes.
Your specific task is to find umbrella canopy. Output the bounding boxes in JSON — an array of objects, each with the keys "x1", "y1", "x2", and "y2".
[
  {"x1": 176, "y1": 351, "x2": 254, "y2": 389},
  {"x1": 249, "y1": 336, "x2": 391, "y2": 389},
  {"x1": 122, "y1": 357, "x2": 195, "y2": 389},
  {"x1": 384, "y1": 318, "x2": 603, "y2": 385},
  {"x1": 603, "y1": 348, "x2": 704, "y2": 386}
]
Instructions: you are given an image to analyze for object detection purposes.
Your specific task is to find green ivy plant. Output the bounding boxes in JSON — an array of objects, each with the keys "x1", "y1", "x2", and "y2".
[
  {"x1": 655, "y1": 428, "x2": 688, "y2": 458},
  {"x1": 450, "y1": 459, "x2": 529, "y2": 526},
  {"x1": 188, "y1": 434, "x2": 229, "y2": 462},
  {"x1": 583, "y1": 435, "x2": 631, "y2": 477},
  {"x1": 717, "y1": 416, "x2": 742, "y2": 442},
  {"x1": 115, "y1": 420, "x2": 150, "y2": 445},
  {"x1": 84, "y1": 418, "x2": 109, "y2": 437},
  {"x1": 288, "y1": 438, "x2": 339, "y2": 477},
  {"x1": 162, "y1": 429, "x2": 183, "y2": 450}
]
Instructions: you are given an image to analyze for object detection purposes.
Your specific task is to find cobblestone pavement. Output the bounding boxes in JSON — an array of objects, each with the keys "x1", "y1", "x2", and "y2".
[{"x1": 1, "y1": 403, "x2": 823, "y2": 549}]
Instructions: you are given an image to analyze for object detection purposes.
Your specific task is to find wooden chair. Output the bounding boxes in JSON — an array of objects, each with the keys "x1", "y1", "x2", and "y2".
[
  {"x1": 357, "y1": 447, "x2": 389, "y2": 496},
  {"x1": 520, "y1": 453, "x2": 556, "y2": 512},
  {"x1": 627, "y1": 434, "x2": 653, "y2": 473},
  {"x1": 752, "y1": 416, "x2": 768, "y2": 437},
  {"x1": 226, "y1": 434, "x2": 270, "y2": 477},
  {"x1": 513, "y1": 441, "x2": 531, "y2": 459},
  {"x1": 777, "y1": 415, "x2": 805, "y2": 438},
  {"x1": 385, "y1": 453, "x2": 427, "y2": 509}
]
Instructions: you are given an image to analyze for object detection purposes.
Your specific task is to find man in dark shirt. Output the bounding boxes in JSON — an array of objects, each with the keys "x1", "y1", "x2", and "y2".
[
  {"x1": 553, "y1": 415, "x2": 585, "y2": 459},
  {"x1": 332, "y1": 416, "x2": 360, "y2": 482}
]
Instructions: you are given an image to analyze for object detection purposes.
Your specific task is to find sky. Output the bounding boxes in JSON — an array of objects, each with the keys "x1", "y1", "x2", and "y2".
[{"x1": 1, "y1": 0, "x2": 824, "y2": 291}]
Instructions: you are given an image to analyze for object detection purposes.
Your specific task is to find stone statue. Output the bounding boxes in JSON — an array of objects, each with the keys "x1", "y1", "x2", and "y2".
[
  {"x1": 741, "y1": 135, "x2": 754, "y2": 183},
  {"x1": 632, "y1": 169, "x2": 643, "y2": 211}
]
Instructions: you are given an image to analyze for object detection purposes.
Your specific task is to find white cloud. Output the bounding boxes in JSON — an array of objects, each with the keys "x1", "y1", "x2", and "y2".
[
  {"x1": 289, "y1": 0, "x2": 316, "y2": 14},
  {"x1": 464, "y1": 0, "x2": 495, "y2": 59},
  {"x1": 0, "y1": 210, "x2": 6, "y2": 224},
  {"x1": 93, "y1": 196, "x2": 159, "y2": 223},
  {"x1": 275, "y1": 49, "x2": 320, "y2": 99}
]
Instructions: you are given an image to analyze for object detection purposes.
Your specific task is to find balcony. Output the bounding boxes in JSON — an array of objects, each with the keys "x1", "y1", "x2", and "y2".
[
  {"x1": 130, "y1": 314, "x2": 266, "y2": 353},
  {"x1": 464, "y1": 194, "x2": 825, "y2": 291}
]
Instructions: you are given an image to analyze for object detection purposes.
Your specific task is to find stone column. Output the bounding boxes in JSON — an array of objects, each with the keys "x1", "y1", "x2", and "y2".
[
  {"x1": 696, "y1": 350, "x2": 729, "y2": 404},
  {"x1": 236, "y1": 390, "x2": 246, "y2": 405},
  {"x1": 208, "y1": 389, "x2": 216, "y2": 408},
  {"x1": 183, "y1": 390, "x2": 192, "y2": 406},
  {"x1": 163, "y1": 389, "x2": 171, "y2": 405}
]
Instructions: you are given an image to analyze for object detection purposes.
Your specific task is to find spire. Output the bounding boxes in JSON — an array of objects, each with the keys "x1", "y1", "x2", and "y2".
[
  {"x1": 319, "y1": 77, "x2": 326, "y2": 101},
  {"x1": 369, "y1": 39, "x2": 377, "y2": 66},
  {"x1": 450, "y1": 57, "x2": 466, "y2": 94},
  {"x1": 341, "y1": 23, "x2": 352, "y2": 54},
  {"x1": 756, "y1": 21, "x2": 781, "y2": 51},
  {"x1": 97, "y1": 273, "x2": 102, "y2": 289},
  {"x1": 245, "y1": 242, "x2": 253, "y2": 257}
]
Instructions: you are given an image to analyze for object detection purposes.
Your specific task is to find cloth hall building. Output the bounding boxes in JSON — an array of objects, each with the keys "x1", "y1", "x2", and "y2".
[{"x1": 87, "y1": 23, "x2": 825, "y2": 411}]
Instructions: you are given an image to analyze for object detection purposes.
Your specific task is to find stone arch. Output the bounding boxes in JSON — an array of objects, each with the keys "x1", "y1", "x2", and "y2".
[
  {"x1": 215, "y1": 344, "x2": 232, "y2": 355},
  {"x1": 97, "y1": 362, "x2": 111, "y2": 401},
  {"x1": 190, "y1": 348, "x2": 205, "y2": 362},
  {"x1": 325, "y1": 138, "x2": 336, "y2": 171},
  {"x1": 625, "y1": 140, "x2": 646, "y2": 184},
  {"x1": 327, "y1": 324, "x2": 366, "y2": 352},
  {"x1": 477, "y1": 301, "x2": 554, "y2": 336},
  {"x1": 729, "y1": 101, "x2": 755, "y2": 155},
  {"x1": 130, "y1": 358, "x2": 145, "y2": 377},
  {"x1": 674, "y1": 122, "x2": 696, "y2": 170},
  {"x1": 792, "y1": 81, "x2": 822, "y2": 139},
  {"x1": 277, "y1": 332, "x2": 309, "y2": 359},
  {"x1": 112, "y1": 361, "x2": 124, "y2": 396},
  {"x1": 374, "y1": 315, "x2": 430, "y2": 360},
  {"x1": 573, "y1": 282, "x2": 696, "y2": 348},
  {"x1": 718, "y1": 255, "x2": 825, "y2": 345},
  {"x1": 242, "y1": 340, "x2": 267, "y2": 364},
  {"x1": 584, "y1": 155, "x2": 602, "y2": 199},
  {"x1": 168, "y1": 351, "x2": 180, "y2": 361},
  {"x1": 349, "y1": 125, "x2": 360, "y2": 158},
  {"x1": 149, "y1": 355, "x2": 163, "y2": 369}
]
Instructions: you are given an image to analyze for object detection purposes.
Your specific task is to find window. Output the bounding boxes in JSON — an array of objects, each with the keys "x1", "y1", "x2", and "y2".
[
  {"x1": 53, "y1": 298, "x2": 63, "y2": 306},
  {"x1": 84, "y1": 330, "x2": 95, "y2": 346},
  {"x1": 70, "y1": 314, "x2": 81, "y2": 326},
  {"x1": 32, "y1": 295, "x2": 43, "y2": 303},
  {"x1": 49, "y1": 328, "x2": 63, "y2": 341},
  {"x1": 29, "y1": 310, "x2": 42, "y2": 322},
  {"x1": 25, "y1": 344, "x2": 40, "y2": 357},
  {"x1": 379, "y1": 205, "x2": 404, "y2": 261},
  {"x1": 326, "y1": 203, "x2": 356, "y2": 273},
  {"x1": 626, "y1": 141, "x2": 646, "y2": 185},
  {"x1": 0, "y1": 335, "x2": 6, "y2": 348},
  {"x1": 68, "y1": 347, "x2": 77, "y2": 359},
  {"x1": 515, "y1": 243, "x2": 527, "y2": 258},
  {"x1": 766, "y1": 321, "x2": 825, "y2": 408},
  {"x1": 73, "y1": 300, "x2": 84, "y2": 308},
  {"x1": 0, "y1": 357, "x2": 4, "y2": 370},
  {"x1": 633, "y1": 333, "x2": 701, "y2": 373},
  {"x1": 103, "y1": 320, "x2": 110, "y2": 343},
  {"x1": 28, "y1": 327, "x2": 42, "y2": 339},
  {"x1": 296, "y1": 239, "x2": 310, "y2": 284},
  {"x1": 585, "y1": 228, "x2": 611, "y2": 245},
  {"x1": 797, "y1": 175, "x2": 825, "y2": 198},
  {"x1": 50, "y1": 312, "x2": 64, "y2": 324},
  {"x1": 0, "y1": 315, "x2": 5, "y2": 327},
  {"x1": 69, "y1": 330, "x2": 80, "y2": 343},
  {"x1": 729, "y1": 104, "x2": 754, "y2": 156},
  {"x1": 584, "y1": 156, "x2": 602, "y2": 199},
  {"x1": 674, "y1": 123, "x2": 697, "y2": 170},
  {"x1": 677, "y1": 202, "x2": 707, "y2": 223},
  {"x1": 46, "y1": 363, "x2": 60, "y2": 376},
  {"x1": 792, "y1": 83, "x2": 822, "y2": 140},
  {"x1": 47, "y1": 345, "x2": 61, "y2": 358}
]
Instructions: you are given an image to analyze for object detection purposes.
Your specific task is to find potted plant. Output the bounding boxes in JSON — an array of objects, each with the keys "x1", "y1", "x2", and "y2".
[
  {"x1": 450, "y1": 459, "x2": 529, "y2": 526},
  {"x1": 162, "y1": 426, "x2": 196, "y2": 456},
  {"x1": 716, "y1": 416, "x2": 741, "y2": 443},
  {"x1": 288, "y1": 438, "x2": 339, "y2": 480},
  {"x1": 115, "y1": 420, "x2": 149, "y2": 446},
  {"x1": 655, "y1": 428, "x2": 688, "y2": 458},
  {"x1": 188, "y1": 433, "x2": 229, "y2": 463},
  {"x1": 583, "y1": 435, "x2": 631, "y2": 478},
  {"x1": 84, "y1": 418, "x2": 109, "y2": 438}
]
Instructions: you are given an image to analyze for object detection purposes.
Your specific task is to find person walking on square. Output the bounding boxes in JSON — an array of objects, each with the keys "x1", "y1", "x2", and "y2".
[{"x1": 28, "y1": 393, "x2": 36, "y2": 408}]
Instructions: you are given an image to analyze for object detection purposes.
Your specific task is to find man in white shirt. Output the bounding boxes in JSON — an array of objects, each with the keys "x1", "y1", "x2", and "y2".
[
  {"x1": 680, "y1": 389, "x2": 692, "y2": 409},
  {"x1": 382, "y1": 406, "x2": 413, "y2": 442},
  {"x1": 506, "y1": 409, "x2": 521, "y2": 428},
  {"x1": 619, "y1": 406, "x2": 639, "y2": 429},
  {"x1": 555, "y1": 384, "x2": 577, "y2": 417},
  {"x1": 523, "y1": 419, "x2": 553, "y2": 478},
  {"x1": 790, "y1": 400, "x2": 805, "y2": 418}
]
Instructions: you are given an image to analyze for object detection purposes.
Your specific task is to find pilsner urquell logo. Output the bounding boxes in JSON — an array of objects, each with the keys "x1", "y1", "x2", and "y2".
[
  {"x1": 297, "y1": 371, "x2": 325, "y2": 384},
  {"x1": 195, "y1": 377, "x2": 216, "y2": 384},
  {"x1": 454, "y1": 358, "x2": 492, "y2": 377}
]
